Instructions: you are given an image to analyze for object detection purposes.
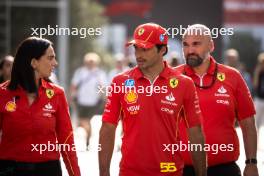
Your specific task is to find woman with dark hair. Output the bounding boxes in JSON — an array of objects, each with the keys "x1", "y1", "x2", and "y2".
[{"x1": 0, "y1": 37, "x2": 80, "y2": 176}]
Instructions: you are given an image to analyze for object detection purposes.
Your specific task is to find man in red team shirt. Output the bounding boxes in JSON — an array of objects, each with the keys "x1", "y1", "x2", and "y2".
[
  {"x1": 176, "y1": 24, "x2": 259, "y2": 176},
  {"x1": 99, "y1": 23, "x2": 206, "y2": 176}
]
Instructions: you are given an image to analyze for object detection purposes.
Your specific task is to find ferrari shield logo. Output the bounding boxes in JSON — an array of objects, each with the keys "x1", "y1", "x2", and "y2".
[
  {"x1": 169, "y1": 78, "x2": 179, "y2": 88},
  {"x1": 217, "y1": 72, "x2": 225, "y2": 82},
  {"x1": 46, "y1": 89, "x2": 55, "y2": 99},
  {"x1": 138, "y1": 28, "x2": 145, "y2": 36}
]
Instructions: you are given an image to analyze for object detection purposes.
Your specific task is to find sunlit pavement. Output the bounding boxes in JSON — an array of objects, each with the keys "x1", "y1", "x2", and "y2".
[{"x1": 61, "y1": 115, "x2": 264, "y2": 176}]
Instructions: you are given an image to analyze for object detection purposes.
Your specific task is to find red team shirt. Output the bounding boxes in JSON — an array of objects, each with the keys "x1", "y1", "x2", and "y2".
[
  {"x1": 0, "y1": 79, "x2": 80, "y2": 176},
  {"x1": 176, "y1": 57, "x2": 256, "y2": 166},
  {"x1": 102, "y1": 62, "x2": 201, "y2": 176}
]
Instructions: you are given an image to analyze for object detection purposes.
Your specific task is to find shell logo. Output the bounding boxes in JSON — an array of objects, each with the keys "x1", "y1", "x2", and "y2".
[
  {"x1": 124, "y1": 91, "x2": 138, "y2": 104},
  {"x1": 5, "y1": 101, "x2": 16, "y2": 112}
]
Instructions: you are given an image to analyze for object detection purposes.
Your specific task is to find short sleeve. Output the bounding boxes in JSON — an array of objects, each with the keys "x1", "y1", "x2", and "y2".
[
  {"x1": 182, "y1": 78, "x2": 202, "y2": 128},
  {"x1": 102, "y1": 77, "x2": 122, "y2": 125},
  {"x1": 71, "y1": 68, "x2": 82, "y2": 86},
  {"x1": 235, "y1": 72, "x2": 256, "y2": 120},
  {"x1": 98, "y1": 70, "x2": 108, "y2": 87}
]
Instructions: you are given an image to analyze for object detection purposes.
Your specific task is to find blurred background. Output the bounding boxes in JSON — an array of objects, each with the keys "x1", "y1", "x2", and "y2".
[
  {"x1": 0, "y1": 0, "x2": 264, "y2": 175},
  {"x1": 0, "y1": 0, "x2": 263, "y2": 87}
]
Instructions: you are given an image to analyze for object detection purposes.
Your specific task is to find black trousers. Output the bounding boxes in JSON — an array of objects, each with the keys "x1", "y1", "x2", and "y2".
[
  {"x1": 0, "y1": 160, "x2": 62, "y2": 176},
  {"x1": 183, "y1": 162, "x2": 241, "y2": 176}
]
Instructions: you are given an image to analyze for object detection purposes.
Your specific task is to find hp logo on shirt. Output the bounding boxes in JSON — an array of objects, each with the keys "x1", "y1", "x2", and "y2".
[{"x1": 125, "y1": 79, "x2": 135, "y2": 87}]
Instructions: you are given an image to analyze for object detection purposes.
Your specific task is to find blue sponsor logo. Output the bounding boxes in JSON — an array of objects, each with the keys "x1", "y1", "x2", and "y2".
[
  {"x1": 159, "y1": 34, "x2": 165, "y2": 42},
  {"x1": 125, "y1": 79, "x2": 135, "y2": 87}
]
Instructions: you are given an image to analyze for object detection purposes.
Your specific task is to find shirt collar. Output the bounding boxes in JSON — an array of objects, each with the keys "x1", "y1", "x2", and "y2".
[
  {"x1": 40, "y1": 79, "x2": 51, "y2": 89},
  {"x1": 133, "y1": 61, "x2": 173, "y2": 80},
  {"x1": 184, "y1": 56, "x2": 217, "y2": 76}
]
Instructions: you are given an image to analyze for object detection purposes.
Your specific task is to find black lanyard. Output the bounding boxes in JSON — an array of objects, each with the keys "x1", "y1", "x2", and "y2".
[{"x1": 183, "y1": 63, "x2": 218, "y2": 89}]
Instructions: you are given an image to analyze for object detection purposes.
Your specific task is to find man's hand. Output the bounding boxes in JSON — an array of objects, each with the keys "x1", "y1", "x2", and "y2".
[
  {"x1": 239, "y1": 117, "x2": 258, "y2": 176},
  {"x1": 244, "y1": 164, "x2": 258, "y2": 176},
  {"x1": 188, "y1": 125, "x2": 207, "y2": 176}
]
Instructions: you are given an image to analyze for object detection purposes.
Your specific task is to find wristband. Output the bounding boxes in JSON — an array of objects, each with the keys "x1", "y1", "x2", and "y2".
[{"x1": 245, "y1": 158, "x2": 257, "y2": 164}]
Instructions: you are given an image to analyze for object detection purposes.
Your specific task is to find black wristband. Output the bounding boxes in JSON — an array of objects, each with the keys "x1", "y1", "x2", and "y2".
[{"x1": 245, "y1": 158, "x2": 257, "y2": 164}]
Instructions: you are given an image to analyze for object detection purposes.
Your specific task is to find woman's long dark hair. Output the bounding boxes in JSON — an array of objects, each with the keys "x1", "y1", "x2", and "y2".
[{"x1": 8, "y1": 37, "x2": 52, "y2": 93}]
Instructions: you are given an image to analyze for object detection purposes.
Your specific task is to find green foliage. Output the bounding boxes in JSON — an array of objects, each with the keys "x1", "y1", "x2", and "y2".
[{"x1": 69, "y1": 0, "x2": 108, "y2": 74}]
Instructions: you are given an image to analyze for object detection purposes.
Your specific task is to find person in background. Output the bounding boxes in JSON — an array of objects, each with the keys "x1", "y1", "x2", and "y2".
[
  {"x1": 108, "y1": 53, "x2": 129, "y2": 84},
  {"x1": 224, "y1": 48, "x2": 254, "y2": 94},
  {"x1": 0, "y1": 37, "x2": 80, "y2": 176},
  {"x1": 70, "y1": 52, "x2": 107, "y2": 147},
  {"x1": 168, "y1": 51, "x2": 180, "y2": 67},
  {"x1": 253, "y1": 52, "x2": 264, "y2": 145},
  {"x1": 224, "y1": 48, "x2": 240, "y2": 69},
  {"x1": 49, "y1": 70, "x2": 59, "y2": 85},
  {"x1": 0, "y1": 55, "x2": 14, "y2": 83}
]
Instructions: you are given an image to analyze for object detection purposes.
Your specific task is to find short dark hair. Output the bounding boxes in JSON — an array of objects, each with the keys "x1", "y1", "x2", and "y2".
[
  {"x1": 8, "y1": 37, "x2": 52, "y2": 93},
  {"x1": 156, "y1": 44, "x2": 168, "y2": 56}
]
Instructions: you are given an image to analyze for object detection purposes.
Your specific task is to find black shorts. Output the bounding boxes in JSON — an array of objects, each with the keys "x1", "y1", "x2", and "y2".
[
  {"x1": 77, "y1": 104, "x2": 97, "y2": 118},
  {"x1": 0, "y1": 160, "x2": 62, "y2": 176},
  {"x1": 183, "y1": 161, "x2": 241, "y2": 176}
]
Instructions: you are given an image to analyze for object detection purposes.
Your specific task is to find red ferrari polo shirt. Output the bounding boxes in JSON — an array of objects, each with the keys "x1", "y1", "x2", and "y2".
[
  {"x1": 0, "y1": 79, "x2": 80, "y2": 176},
  {"x1": 102, "y1": 62, "x2": 201, "y2": 176},
  {"x1": 175, "y1": 57, "x2": 256, "y2": 166}
]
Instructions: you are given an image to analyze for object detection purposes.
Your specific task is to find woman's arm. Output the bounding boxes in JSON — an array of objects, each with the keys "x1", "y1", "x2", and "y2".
[{"x1": 55, "y1": 90, "x2": 81, "y2": 176}]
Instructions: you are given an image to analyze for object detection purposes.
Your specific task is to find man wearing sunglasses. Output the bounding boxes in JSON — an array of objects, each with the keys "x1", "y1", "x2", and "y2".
[{"x1": 175, "y1": 24, "x2": 258, "y2": 176}]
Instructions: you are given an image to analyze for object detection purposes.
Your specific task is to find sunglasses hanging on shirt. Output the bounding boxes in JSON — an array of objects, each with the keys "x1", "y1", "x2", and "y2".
[{"x1": 183, "y1": 63, "x2": 218, "y2": 89}]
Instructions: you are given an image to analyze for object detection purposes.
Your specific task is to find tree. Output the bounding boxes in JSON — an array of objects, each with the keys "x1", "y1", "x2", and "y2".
[{"x1": 69, "y1": 0, "x2": 108, "y2": 75}]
